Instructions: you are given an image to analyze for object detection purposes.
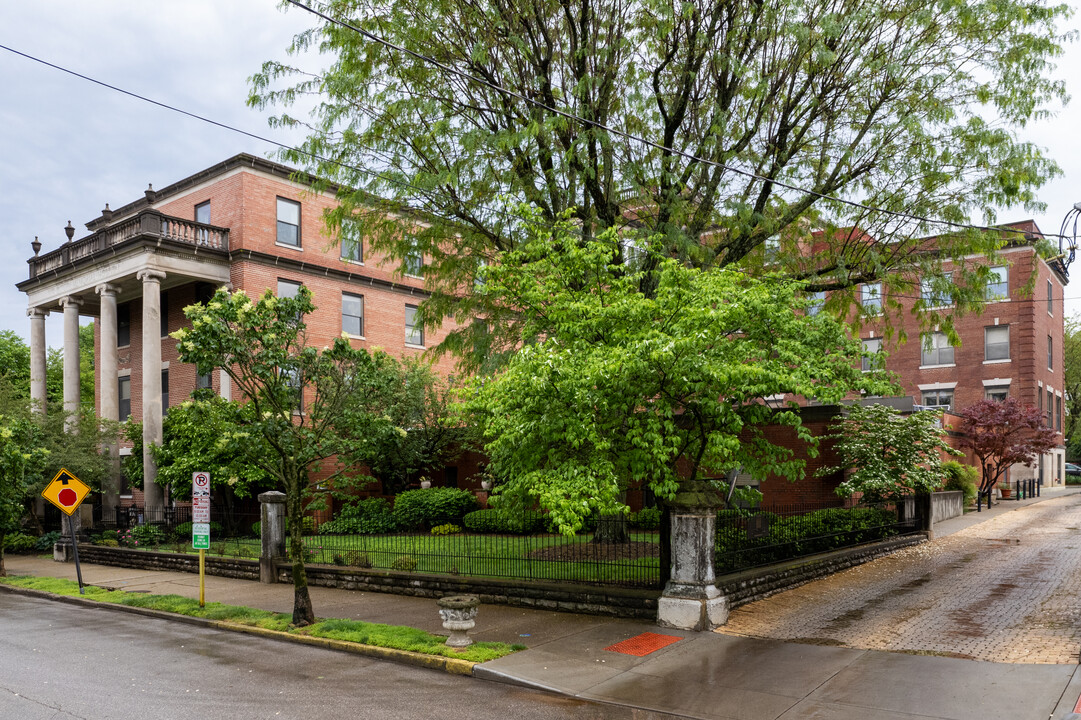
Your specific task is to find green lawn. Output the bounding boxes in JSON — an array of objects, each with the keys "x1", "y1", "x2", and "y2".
[{"x1": 109, "y1": 531, "x2": 662, "y2": 587}]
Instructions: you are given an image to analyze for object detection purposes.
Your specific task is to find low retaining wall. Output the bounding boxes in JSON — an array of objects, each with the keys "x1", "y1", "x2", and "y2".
[
  {"x1": 930, "y1": 491, "x2": 964, "y2": 524},
  {"x1": 718, "y1": 534, "x2": 926, "y2": 609},
  {"x1": 74, "y1": 545, "x2": 260, "y2": 581}
]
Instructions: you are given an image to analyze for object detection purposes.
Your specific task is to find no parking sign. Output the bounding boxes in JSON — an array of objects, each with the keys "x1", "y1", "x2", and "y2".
[{"x1": 192, "y1": 472, "x2": 210, "y2": 550}]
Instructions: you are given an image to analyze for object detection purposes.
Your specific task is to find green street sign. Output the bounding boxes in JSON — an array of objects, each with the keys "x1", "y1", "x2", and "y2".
[{"x1": 192, "y1": 522, "x2": 211, "y2": 550}]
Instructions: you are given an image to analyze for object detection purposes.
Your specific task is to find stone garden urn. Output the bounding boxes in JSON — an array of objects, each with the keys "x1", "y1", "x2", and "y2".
[{"x1": 438, "y1": 594, "x2": 480, "y2": 648}]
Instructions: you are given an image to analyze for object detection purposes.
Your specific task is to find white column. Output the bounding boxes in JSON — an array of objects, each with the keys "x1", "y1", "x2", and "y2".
[
  {"x1": 96, "y1": 284, "x2": 121, "y2": 518},
  {"x1": 27, "y1": 308, "x2": 48, "y2": 414},
  {"x1": 138, "y1": 269, "x2": 166, "y2": 514},
  {"x1": 59, "y1": 296, "x2": 82, "y2": 429}
]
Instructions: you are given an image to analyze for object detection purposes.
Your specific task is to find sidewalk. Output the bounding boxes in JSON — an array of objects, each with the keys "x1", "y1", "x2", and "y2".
[{"x1": 6, "y1": 486, "x2": 1081, "y2": 720}]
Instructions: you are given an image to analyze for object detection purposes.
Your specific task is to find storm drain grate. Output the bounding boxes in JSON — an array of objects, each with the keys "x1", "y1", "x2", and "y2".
[{"x1": 604, "y1": 632, "x2": 682, "y2": 656}]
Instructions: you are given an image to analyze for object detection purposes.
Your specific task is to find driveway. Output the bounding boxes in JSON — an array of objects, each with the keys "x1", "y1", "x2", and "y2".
[{"x1": 719, "y1": 492, "x2": 1081, "y2": 664}]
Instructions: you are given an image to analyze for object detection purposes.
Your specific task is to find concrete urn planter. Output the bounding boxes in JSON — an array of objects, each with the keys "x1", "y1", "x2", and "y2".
[{"x1": 438, "y1": 594, "x2": 480, "y2": 648}]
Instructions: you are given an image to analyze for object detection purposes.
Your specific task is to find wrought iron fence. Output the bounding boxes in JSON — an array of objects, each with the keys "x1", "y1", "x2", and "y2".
[
  {"x1": 291, "y1": 528, "x2": 663, "y2": 588},
  {"x1": 106, "y1": 506, "x2": 260, "y2": 558},
  {"x1": 715, "y1": 499, "x2": 921, "y2": 575}
]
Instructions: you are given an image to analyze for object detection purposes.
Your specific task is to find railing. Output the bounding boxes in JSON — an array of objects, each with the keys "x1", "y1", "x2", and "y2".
[
  {"x1": 29, "y1": 209, "x2": 229, "y2": 279},
  {"x1": 715, "y1": 500, "x2": 921, "y2": 575}
]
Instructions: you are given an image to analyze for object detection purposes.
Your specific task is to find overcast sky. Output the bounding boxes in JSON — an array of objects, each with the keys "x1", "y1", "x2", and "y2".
[{"x1": 2, "y1": 1, "x2": 1080, "y2": 349}]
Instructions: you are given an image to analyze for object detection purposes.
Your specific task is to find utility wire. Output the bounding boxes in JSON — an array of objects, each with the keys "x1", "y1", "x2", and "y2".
[{"x1": 283, "y1": 0, "x2": 1077, "y2": 246}]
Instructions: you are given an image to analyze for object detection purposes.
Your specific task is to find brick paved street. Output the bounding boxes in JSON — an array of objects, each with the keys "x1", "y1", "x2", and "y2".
[{"x1": 719, "y1": 493, "x2": 1081, "y2": 664}]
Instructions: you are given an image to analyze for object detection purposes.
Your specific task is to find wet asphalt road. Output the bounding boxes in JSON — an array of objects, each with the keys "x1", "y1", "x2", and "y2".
[{"x1": 0, "y1": 593, "x2": 679, "y2": 720}]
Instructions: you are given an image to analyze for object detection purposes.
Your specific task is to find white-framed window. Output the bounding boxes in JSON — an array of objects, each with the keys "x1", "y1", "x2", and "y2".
[
  {"x1": 984, "y1": 325, "x2": 1010, "y2": 362},
  {"x1": 195, "y1": 201, "x2": 211, "y2": 225},
  {"x1": 161, "y1": 369, "x2": 170, "y2": 414},
  {"x1": 404, "y1": 237, "x2": 424, "y2": 278},
  {"x1": 276, "y1": 197, "x2": 301, "y2": 247},
  {"x1": 861, "y1": 282, "x2": 882, "y2": 313},
  {"x1": 921, "y1": 332, "x2": 954, "y2": 367},
  {"x1": 1048, "y1": 279, "x2": 1053, "y2": 315},
  {"x1": 807, "y1": 291, "x2": 825, "y2": 316},
  {"x1": 920, "y1": 273, "x2": 952, "y2": 308},
  {"x1": 117, "y1": 303, "x2": 131, "y2": 347},
  {"x1": 405, "y1": 304, "x2": 424, "y2": 346},
  {"x1": 921, "y1": 389, "x2": 953, "y2": 408},
  {"x1": 1047, "y1": 389, "x2": 1054, "y2": 427},
  {"x1": 118, "y1": 376, "x2": 131, "y2": 421},
  {"x1": 985, "y1": 385, "x2": 1009, "y2": 402},
  {"x1": 986, "y1": 265, "x2": 1008, "y2": 300},
  {"x1": 861, "y1": 337, "x2": 882, "y2": 372},
  {"x1": 196, "y1": 371, "x2": 213, "y2": 390},
  {"x1": 277, "y1": 279, "x2": 301, "y2": 299},
  {"x1": 1048, "y1": 335, "x2": 1053, "y2": 370},
  {"x1": 341, "y1": 234, "x2": 362, "y2": 263},
  {"x1": 342, "y1": 293, "x2": 364, "y2": 337},
  {"x1": 1056, "y1": 394, "x2": 1062, "y2": 432}
]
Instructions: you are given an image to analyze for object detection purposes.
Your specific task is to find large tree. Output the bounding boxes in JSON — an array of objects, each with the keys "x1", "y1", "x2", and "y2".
[
  {"x1": 0, "y1": 414, "x2": 47, "y2": 576},
  {"x1": 1064, "y1": 317, "x2": 1081, "y2": 456},
  {"x1": 172, "y1": 287, "x2": 394, "y2": 626},
  {"x1": 251, "y1": 0, "x2": 1069, "y2": 364},
  {"x1": 957, "y1": 398, "x2": 1058, "y2": 499},
  {"x1": 462, "y1": 216, "x2": 894, "y2": 534}
]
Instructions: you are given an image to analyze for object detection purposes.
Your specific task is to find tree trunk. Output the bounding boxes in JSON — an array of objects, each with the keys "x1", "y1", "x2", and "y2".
[
  {"x1": 286, "y1": 472, "x2": 315, "y2": 627},
  {"x1": 0, "y1": 537, "x2": 6, "y2": 577},
  {"x1": 592, "y1": 512, "x2": 630, "y2": 544}
]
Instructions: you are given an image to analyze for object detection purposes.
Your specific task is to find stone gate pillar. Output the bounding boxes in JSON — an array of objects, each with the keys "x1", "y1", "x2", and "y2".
[
  {"x1": 657, "y1": 479, "x2": 728, "y2": 631},
  {"x1": 259, "y1": 491, "x2": 287, "y2": 583}
]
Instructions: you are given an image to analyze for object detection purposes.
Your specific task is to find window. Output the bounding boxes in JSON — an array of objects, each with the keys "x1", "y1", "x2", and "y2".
[
  {"x1": 277, "y1": 279, "x2": 301, "y2": 299},
  {"x1": 161, "y1": 369, "x2": 169, "y2": 413},
  {"x1": 984, "y1": 326, "x2": 1010, "y2": 362},
  {"x1": 276, "y1": 197, "x2": 301, "y2": 247},
  {"x1": 861, "y1": 338, "x2": 882, "y2": 372},
  {"x1": 195, "y1": 201, "x2": 210, "y2": 225},
  {"x1": 921, "y1": 389, "x2": 953, "y2": 408},
  {"x1": 1048, "y1": 335, "x2": 1053, "y2": 370},
  {"x1": 160, "y1": 290, "x2": 169, "y2": 338},
  {"x1": 920, "y1": 273, "x2": 952, "y2": 308},
  {"x1": 861, "y1": 282, "x2": 882, "y2": 313},
  {"x1": 118, "y1": 376, "x2": 131, "y2": 421},
  {"x1": 197, "y1": 371, "x2": 213, "y2": 390},
  {"x1": 405, "y1": 304, "x2": 424, "y2": 346},
  {"x1": 341, "y1": 235, "x2": 362, "y2": 263},
  {"x1": 807, "y1": 291, "x2": 825, "y2": 316},
  {"x1": 1047, "y1": 389, "x2": 1054, "y2": 427},
  {"x1": 1056, "y1": 395, "x2": 1062, "y2": 432},
  {"x1": 985, "y1": 385, "x2": 1009, "y2": 402},
  {"x1": 921, "y1": 332, "x2": 954, "y2": 367},
  {"x1": 986, "y1": 265, "x2": 1008, "y2": 300},
  {"x1": 1039, "y1": 387, "x2": 1044, "y2": 416},
  {"x1": 404, "y1": 238, "x2": 424, "y2": 278},
  {"x1": 118, "y1": 303, "x2": 130, "y2": 347},
  {"x1": 342, "y1": 293, "x2": 364, "y2": 337},
  {"x1": 1048, "y1": 279, "x2": 1053, "y2": 315}
]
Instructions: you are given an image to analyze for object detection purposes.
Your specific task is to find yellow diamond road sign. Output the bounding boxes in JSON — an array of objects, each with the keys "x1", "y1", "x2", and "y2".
[{"x1": 42, "y1": 468, "x2": 91, "y2": 516}]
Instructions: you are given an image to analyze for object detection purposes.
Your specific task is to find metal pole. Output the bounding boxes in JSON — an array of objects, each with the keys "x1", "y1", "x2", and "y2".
[
  {"x1": 199, "y1": 548, "x2": 205, "y2": 607},
  {"x1": 66, "y1": 514, "x2": 84, "y2": 595}
]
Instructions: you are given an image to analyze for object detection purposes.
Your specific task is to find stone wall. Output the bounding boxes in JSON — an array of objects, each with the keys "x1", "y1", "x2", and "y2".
[
  {"x1": 75, "y1": 545, "x2": 260, "y2": 581},
  {"x1": 718, "y1": 534, "x2": 925, "y2": 609},
  {"x1": 930, "y1": 490, "x2": 964, "y2": 525}
]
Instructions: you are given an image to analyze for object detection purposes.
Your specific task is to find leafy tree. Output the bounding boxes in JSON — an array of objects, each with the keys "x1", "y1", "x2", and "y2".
[
  {"x1": 339, "y1": 358, "x2": 464, "y2": 495},
  {"x1": 461, "y1": 216, "x2": 894, "y2": 535},
  {"x1": 957, "y1": 398, "x2": 1058, "y2": 498},
  {"x1": 172, "y1": 287, "x2": 394, "y2": 626},
  {"x1": 822, "y1": 403, "x2": 959, "y2": 502},
  {"x1": 251, "y1": 0, "x2": 1069, "y2": 365},
  {"x1": 0, "y1": 414, "x2": 48, "y2": 576},
  {"x1": 0, "y1": 331, "x2": 31, "y2": 395},
  {"x1": 1064, "y1": 317, "x2": 1081, "y2": 456}
]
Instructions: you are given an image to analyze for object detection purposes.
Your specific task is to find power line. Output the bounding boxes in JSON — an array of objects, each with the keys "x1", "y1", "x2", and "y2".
[{"x1": 283, "y1": 0, "x2": 1076, "y2": 246}]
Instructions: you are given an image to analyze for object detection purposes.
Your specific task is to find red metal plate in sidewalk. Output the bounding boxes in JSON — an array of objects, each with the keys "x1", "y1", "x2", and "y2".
[{"x1": 604, "y1": 632, "x2": 682, "y2": 656}]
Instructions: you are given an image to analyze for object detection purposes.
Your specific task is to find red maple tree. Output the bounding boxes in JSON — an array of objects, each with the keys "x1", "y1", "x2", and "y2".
[{"x1": 957, "y1": 398, "x2": 1058, "y2": 496}]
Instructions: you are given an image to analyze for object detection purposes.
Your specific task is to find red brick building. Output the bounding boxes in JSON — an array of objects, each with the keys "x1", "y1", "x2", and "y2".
[{"x1": 17, "y1": 154, "x2": 469, "y2": 516}]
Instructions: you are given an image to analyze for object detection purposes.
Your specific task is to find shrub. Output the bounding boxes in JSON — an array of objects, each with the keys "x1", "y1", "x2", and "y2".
[
  {"x1": 391, "y1": 555, "x2": 418, "y2": 571},
  {"x1": 251, "y1": 521, "x2": 261, "y2": 536},
  {"x1": 942, "y1": 460, "x2": 979, "y2": 505},
  {"x1": 392, "y1": 488, "x2": 478, "y2": 531},
  {"x1": 101, "y1": 529, "x2": 120, "y2": 542},
  {"x1": 628, "y1": 507, "x2": 662, "y2": 530},
  {"x1": 94, "y1": 538, "x2": 120, "y2": 547},
  {"x1": 175, "y1": 521, "x2": 225, "y2": 538},
  {"x1": 430, "y1": 523, "x2": 461, "y2": 536},
  {"x1": 462, "y1": 508, "x2": 547, "y2": 534},
  {"x1": 35, "y1": 531, "x2": 63, "y2": 551},
  {"x1": 332, "y1": 550, "x2": 372, "y2": 568},
  {"x1": 319, "y1": 498, "x2": 397, "y2": 535},
  {"x1": 2, "y1": 533, "x2": 37, "y2": 553}
]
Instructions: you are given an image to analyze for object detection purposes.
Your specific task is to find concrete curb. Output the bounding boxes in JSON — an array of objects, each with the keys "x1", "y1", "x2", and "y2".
[{"x1": 0, "y1": 582, "x2": 477, "y2": 677}]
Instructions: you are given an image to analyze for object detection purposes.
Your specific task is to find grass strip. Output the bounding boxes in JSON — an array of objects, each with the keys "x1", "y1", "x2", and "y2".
[{"x1": 0, "y1": 575, "x2": 523, "y2": 663}]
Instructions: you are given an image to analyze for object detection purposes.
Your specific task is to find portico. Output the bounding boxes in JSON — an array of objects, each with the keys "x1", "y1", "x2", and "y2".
[{"x1": 18, "y1": 209, "x2": 230, "y2": 517}]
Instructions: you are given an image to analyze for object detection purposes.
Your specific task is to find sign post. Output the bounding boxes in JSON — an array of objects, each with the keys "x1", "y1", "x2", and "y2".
[
  {"x1": 192, "y1": 472, "x2": 211, "y2": 607},
  {"x1": 41, "y1": 468, "x2": 91, "y2": 595}
]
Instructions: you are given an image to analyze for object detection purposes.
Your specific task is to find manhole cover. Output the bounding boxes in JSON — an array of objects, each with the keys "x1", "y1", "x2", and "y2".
[{"x1": 604, "y1": 632, "x2": 682, "y2": 656}]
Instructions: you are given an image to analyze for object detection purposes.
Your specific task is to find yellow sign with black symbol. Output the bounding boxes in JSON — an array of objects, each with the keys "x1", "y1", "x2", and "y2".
[{"x1": 42, "y1": 468, "x2": 91, "y2": 516}]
